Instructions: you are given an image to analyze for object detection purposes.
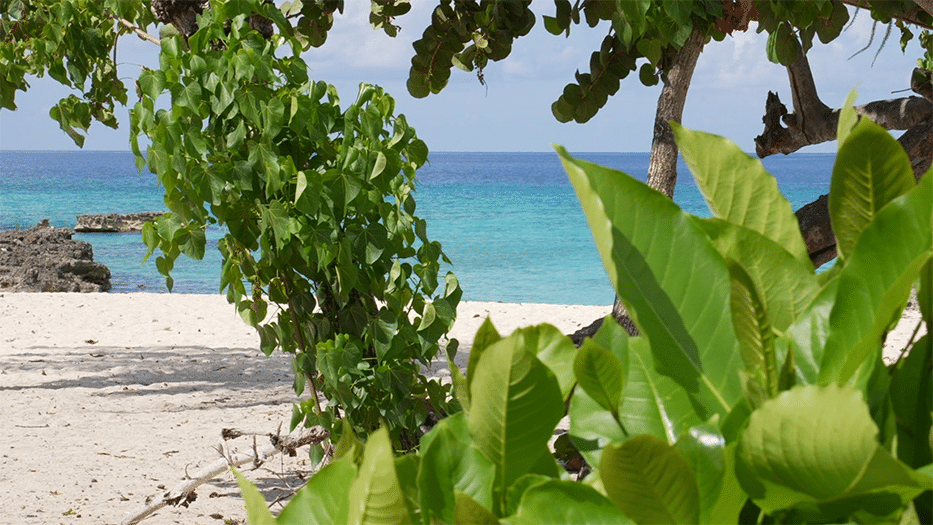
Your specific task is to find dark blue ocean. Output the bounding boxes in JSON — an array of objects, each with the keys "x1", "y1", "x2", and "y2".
[{"x1": 0, "y1": 150, "x2": 833, "y2": 305}]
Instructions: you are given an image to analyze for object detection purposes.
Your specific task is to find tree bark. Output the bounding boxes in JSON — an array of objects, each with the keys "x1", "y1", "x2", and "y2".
[
  {"x1": 645, "y1": 29, "x2": 707, "y2": 198},
  {"x1": 612, "y1": 29, "x2": 706, "y2": 334},
  {"x1": 757, "y1": 50, "x2": 933, "y2": 267}
]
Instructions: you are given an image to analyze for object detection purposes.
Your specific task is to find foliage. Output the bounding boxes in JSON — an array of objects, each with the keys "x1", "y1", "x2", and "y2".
[
  {"x1": 398, "y1": 0, "x2": 933, "y2": 123},
  {"x1": 7, "y1": 1, "x2": 932, "y2": 143},
  {"x1": 124, "y1": 0, "x2": 461, "y2": 449},
  {"x1": 0, "y1": 0, "x2": 156, "y2": 145},
  {"x1": 238, "y1": 113, "x2": 932, "y2": 523}
]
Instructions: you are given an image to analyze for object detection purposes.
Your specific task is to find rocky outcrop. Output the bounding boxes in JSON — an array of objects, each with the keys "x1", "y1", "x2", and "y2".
[
  {"x1": 75, "y1": 212, "x2": 163, "y2": 233},
  {"x1": 0, "y1": 220, "x2": 111, "y2": 292}
]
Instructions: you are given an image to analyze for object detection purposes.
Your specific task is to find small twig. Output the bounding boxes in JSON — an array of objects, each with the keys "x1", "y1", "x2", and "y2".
[
  {"x1": 893, "y1": 318, "x2": 925, "y2": 365},
  {"x1": 115, "y1": 16, "x2": 160, "y2": 45},
  {"x1": 121, "y1": 426, "x2": 328, "y2": 525}
]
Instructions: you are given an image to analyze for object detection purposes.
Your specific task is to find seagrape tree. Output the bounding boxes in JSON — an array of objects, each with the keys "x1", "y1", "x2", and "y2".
[
  {"x1": 1, "y1": 0, "x2": 462, "y2": 450},
  {"x1": 236, "y1": 102, "x2": 933, "y2": 525}
]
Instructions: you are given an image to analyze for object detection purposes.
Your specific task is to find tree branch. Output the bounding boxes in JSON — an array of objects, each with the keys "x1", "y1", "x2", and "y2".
[
  {"x1": 911, "y1": 0, "x2": 933, "y2": 19},
  {"x1": 838, "y1": 0, "x2": 933, "y2": 30},
  {"x1": 755, "y1": 93, "x2": 932, "y2": 157},
  {"x1": 115, "y1": 17, "x2": 161, "y2": 45}
]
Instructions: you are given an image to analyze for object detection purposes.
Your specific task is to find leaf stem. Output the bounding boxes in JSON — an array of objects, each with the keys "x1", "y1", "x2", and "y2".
[{"x1": 611, "y1": 410, "x2": 629, "y2": 438}]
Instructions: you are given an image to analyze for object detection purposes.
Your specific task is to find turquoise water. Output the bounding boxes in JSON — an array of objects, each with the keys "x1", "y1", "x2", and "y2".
[{"x1": 0, "y1": 150, "x2": 834, "y2": 304}]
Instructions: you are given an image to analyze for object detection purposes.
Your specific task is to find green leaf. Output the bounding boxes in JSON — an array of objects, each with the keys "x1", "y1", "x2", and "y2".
[
  {"x1": 491, "y1": 324, "x2": 578, "y2": 402},
  {"x1": 231, "y1": 468, "x2": 277, "y2": 525},
  {"x1": 736, "y1": 384, "x2": 924, "y2": 518},
  {"x1": 174, "y1": 82, "x2": 201, "y2": 111},
  {"x1": 726, "y1": 259, "x2": 777, "y2": 398},
  {"x1": 821, "y1": 174, "x2": 933, "y2": 384},
  {"x1": 766, "y1": 22, "x2": 800, "y2": 65},
  {"x1": 466, "y1": 317, "x2": 502, "y2": 396},
  {"x1": 346, "y1": 427, "x2": 408, "y2": 525},
  {"x1": 673, "y1": 124, "x2": 811, "y2": 266},
  {"x1": 600, "y1": 434, "x2": 700, "y2": 525},
  {"x1": 574, "y1": 338, "x2": 625, "y2": 416},
  {"x1": 570, "y1": 338, "x2": 701, "y2": 467},
  {"x1": 468, "y1": 336, "x2": 564, "y2": 510},
  {"x1": 830, "y1": 117, "x2": 917, "y2": 261},
  {"x1": 557, "y1": 146, "x2": 742, "y2": 420},
  {"x1": 783, "y1": 276, "x2": 839, "y2": 386},
  {"x1": 889, "y1": 334, "x2": 932, "y2": 468},
  {"x1": 508, "y1": 480, "x2": 631, "y2": 525},
  {"x1": 260, "y1": 96, "x2": 285, "y2": 137},
  {"x1": 675, "y1": 423, "x2": 728, "y2": 525},
  {"x1": 261, "y1": 201, "x2": 291, "y2": 248},
  {"x1": 836, "y1": 88, "x2": 859, "y2": 148},
  {"x1": 454, "y1": 491, "x2": 500, "y2": 525},
  {"x1": 706, "y1": 443, "x2": 747, "y2": 525},
  {"x1": 277, "y1": 456, "x2": 356, "y2": 525},
  {"x1": 617, "y1": 0, "x2": 650, "y2": 38},
  {"x1": 697, "y1": 218, "x2": 819, "y2": 332},
  {"x1": 138, "y1": 69, "x2": 164, "y2": 101},
  {"x1": 418, "y1": 413, "x2": 495, "y2": 523}
]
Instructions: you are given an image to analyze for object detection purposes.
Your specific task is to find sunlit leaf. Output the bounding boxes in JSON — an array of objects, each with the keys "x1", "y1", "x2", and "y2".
[{"x1": 557, "y1": 146, "x2": 742, "y2": 420}]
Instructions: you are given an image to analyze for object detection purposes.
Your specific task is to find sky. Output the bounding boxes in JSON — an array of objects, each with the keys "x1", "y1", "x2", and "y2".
[{"x1": 0, "y1": 2, "x2": 927, "y2": 153}]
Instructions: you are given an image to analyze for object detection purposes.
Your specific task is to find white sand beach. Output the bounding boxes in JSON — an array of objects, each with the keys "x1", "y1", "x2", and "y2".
[
  {"x1": 0, "y1": 292, "x2": 923, "y2": 525},
  {"x1": 0, "y1": 293, "x2": 608, "y2": 525}
]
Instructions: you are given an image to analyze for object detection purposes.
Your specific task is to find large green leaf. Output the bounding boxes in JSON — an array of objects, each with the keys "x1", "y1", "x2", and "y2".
[
  {"x1": 675, "y1": 423, "x2": 727, "y2": 524},
  {"x1": 466, "y1": 317, "x2": 502, "y2": 397},
  {"x1": 557, "y1": 146, "x2": 742, "y2": 420},
  {"x1": 783, "y1": 276, "x2": 839, "y2": 385},
  {"x1": 829, "y1": 117, "x2": 917, "y2": 262},
  {"x1": 726, "y1": 260, "x2": 777, "y2": 403},
  {"x1": 468, "y1": 335, "x2": 564, "y2": 510},
  {"x1": 453, "y1": 491, "x2": 500, "y2": 525},
  {"x1": 736, "y1": 384, "x2": 925, "y2": 519},
  {"x1": 231, "y1": 468, "x2": 277, "y2": 525},
  {"x1": 836, "y1": 88, "x2": 859, "y2": 148},
  {"x1": 673, "y1": 124, "x2": 811, "y2": 266},
  {"x1": 601, "y1": 434, "x2": 701, "y2": 524},
  {"x1": 706, "y1": 443, "x2": 747, "y2": 525},
  {"x1": 346, "y1": 427, "x2": 409, "y2": 525},
  {"x1": 697, "y1": 218, "x2": 819, "y2": 332},
  {"x1": 492, "y1": 324, "x2": 578, "y2": 402},
  {"x1": 821, "y1": 173, "x2": 933, "y2": 384},
  {"x1": 505, "y1": 480, "x2": 632, "y2": 525},
  {"x1": 277, "y1": 456, "x2": 356, "y2": 525},
  {"x1": 418, "y1": 413, "x2": 495, "y2": 524},
  {"x1": 890, "y1": 334, "x2": 933, "y2": 468},
  {"x1": 569, "y1": 337, "x2": 701, "y2": 467}
]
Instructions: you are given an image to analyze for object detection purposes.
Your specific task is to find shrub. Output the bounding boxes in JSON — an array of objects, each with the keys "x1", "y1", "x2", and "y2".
[{"x1": 238, "y1": 99, "x2": 932, "y2": 523}]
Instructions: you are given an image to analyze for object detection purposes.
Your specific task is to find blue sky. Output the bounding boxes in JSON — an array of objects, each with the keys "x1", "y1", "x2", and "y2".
[{"x1": 0, "y1": 2, "x2": 926, "y2": 152}]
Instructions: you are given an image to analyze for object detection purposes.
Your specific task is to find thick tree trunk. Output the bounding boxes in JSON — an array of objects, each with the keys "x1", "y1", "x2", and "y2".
[
  {"x1": 612, "y1": 29, "x2": 706, "y2": 334},
  {"x1": 644, "y1": 30, "x2": 707, "y2": 198}
]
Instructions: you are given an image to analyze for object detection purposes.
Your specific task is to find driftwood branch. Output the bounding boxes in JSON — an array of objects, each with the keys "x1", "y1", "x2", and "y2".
[{"x1": 120, "y1": 426, "x2": 328, "y2": 525}]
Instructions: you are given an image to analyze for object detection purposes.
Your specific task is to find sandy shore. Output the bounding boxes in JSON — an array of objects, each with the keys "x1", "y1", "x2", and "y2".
[
  {"x1": 0, "y1": 293, "x2": 923, "y2": 525},
  {"x1": 0, "y1": 293, "x2": 608, "y2": 525}
]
